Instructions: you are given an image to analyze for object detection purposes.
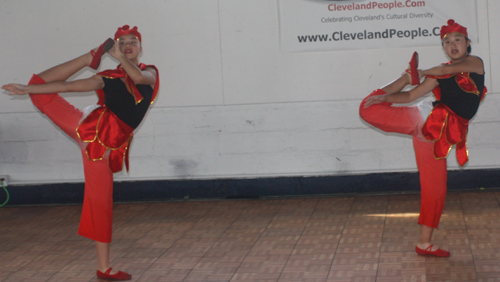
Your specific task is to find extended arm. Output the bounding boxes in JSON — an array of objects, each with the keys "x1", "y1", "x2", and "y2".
[
  {"x1": 419, "y1": 55, "x2": 484, "y2": 77},
  {"x1": 364, "y1": 77, "x2": 438, "y2": 107},
  {"x1": 2, "y1": 75, "x2": 104, "y2": 95}
]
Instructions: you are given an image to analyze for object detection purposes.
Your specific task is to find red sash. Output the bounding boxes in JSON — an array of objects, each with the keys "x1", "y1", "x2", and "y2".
[{"x1": 421, "y1": 103, "x2": 469, "y2": 166}]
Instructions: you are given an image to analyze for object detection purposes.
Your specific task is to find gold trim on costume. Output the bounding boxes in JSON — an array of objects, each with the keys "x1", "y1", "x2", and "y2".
[
  {"x1": 96, "y1": 74, "x2": 120, "y2": 79},
  {"x1": 434, "y1": 146, "x2": 452, "y2": 160}
]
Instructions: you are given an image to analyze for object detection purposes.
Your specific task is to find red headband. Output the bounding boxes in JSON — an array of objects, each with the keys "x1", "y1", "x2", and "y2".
[
  {"x1": 440, "y1": 19, "x2": 467, "y2": 40},
  {"x1": 114, "y1": 25, "x2": 141, "y2": 42}
]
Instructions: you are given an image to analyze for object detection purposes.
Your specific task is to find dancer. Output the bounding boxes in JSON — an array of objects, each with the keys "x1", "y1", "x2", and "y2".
[
  {"x1": 2, "y1": 25, "x2": 159, "y2": 280},
  {"x1": 359, "y1": 19, "x2": 485, "y2": 257}
]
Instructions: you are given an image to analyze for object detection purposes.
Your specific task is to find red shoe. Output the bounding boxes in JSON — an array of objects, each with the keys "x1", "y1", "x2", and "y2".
[
  {"x1": 89, "y1": 38, "x2": 115, "y2": 70},
  {"x1": 415, "y1": 245, "x2": 450, "y2": 257},
  {"x1": 96, "y1": 268, "x2": 131, "y2": 280},
  {"x1": 405, "y1": 51, "x2": 420, "y2": 85}
]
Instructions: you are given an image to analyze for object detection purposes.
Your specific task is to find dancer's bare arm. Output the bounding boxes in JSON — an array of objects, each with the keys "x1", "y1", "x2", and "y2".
[
  {"x1": 364, "y1": 77, "x2": 438, "y2": 107},
  {"x1": 419, "y1": 55, "x2": 484, "y2": 77},
  {"x1": 2, "y1": 76, "x2": 104, "y2": 96},
  {"x1": 108, "y1": 44, "x2": 157, "y2": 87}
]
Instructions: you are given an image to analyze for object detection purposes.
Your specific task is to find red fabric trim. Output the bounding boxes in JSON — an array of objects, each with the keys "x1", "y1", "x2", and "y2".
[
  {"x1": 421, "y1": 104, "x2": 469, "y2": 166},
  {"x1": 77, "y1": 107, "x2": 134, "y2": 173}
]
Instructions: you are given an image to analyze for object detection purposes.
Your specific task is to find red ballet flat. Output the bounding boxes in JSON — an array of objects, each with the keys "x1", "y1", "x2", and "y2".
[
  {"x1": 96, "y1": 267, "x2": 131, "y2": 280},
  {"x1": 415, "y1": 245, "x2": 450, "y2": 257},
  {"x1": 405, "y1": 51, "x2": 420, "y2": 85},
  {"x1": 89, "y1": 38, "x2": 115, "y2": 70}
]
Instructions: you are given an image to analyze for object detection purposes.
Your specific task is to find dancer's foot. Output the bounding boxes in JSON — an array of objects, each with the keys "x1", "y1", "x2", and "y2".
[
  {"x1": 89, "y1": 38, "x2": 115, "y2": 70},
  {"x1": 96, "y1": 267, "x2": 131, "y2": 280},
  {"x1": 415, "y1": 243, "x2": 450, "y2": 257},
  {"x1": 404, "y1": 51, "x2": 420, "y2": 85}
]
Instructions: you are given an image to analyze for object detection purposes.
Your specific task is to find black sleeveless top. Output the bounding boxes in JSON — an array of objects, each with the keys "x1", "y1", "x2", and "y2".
[
  {"x1": 102, "y1": 77, "x2": 153, "y2": 129},
  {"x1": 435, "y1": 72, "x2": 485, "y2": 120}
]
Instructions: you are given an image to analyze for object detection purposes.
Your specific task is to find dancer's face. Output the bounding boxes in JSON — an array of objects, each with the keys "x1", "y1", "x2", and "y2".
[
  {"x1": 442, "y1": 32, "x2": 470, "y2": 61},
  {"x1": 118, "y1": 34, "x2": 142, "y2": 60}
]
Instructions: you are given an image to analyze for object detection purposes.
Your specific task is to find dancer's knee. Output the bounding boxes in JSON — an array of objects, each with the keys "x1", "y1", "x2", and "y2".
[
  {"x1": 359, "y1": 101, "x2": 371, "y2": 122},
  {"x1": 359, "y1": 89, "x2": 387, "y2": 123},
  {"x1": 359, "y1": 97, "x2": 372, "y2": 122}
]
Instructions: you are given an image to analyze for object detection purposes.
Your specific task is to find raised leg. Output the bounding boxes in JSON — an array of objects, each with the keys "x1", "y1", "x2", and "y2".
[
  {"x1": 37, "y1": 53, "x2": 92, "y2": 83},
  {"x1": 380, "y1": 71, "x2": 412, "y2": 94},
  {"x1": 359, "y1": 89, "x2": 422, "y2": 136},
  {"x1": 27, "y1": 75, "x2": 82, "y2": 139},
  {"x1": 37, "y1": 38, "x2": 113, "y2": 83}
]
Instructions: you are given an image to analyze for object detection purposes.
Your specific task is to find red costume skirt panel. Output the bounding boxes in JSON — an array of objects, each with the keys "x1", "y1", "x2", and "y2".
[
  {"x1": 359, "y1": 89, "x2": 447, "y2": 229},
  {"x1": 28, "y1": 74, "x2": 113, "y2": 243}
]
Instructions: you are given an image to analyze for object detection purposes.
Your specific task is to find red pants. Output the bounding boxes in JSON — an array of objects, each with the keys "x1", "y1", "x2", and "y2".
[
  {"x1": 359, "y1": 90, "x2": 447, "y2": 229},
  {"x1": 28, "y1": 74, "x2": 113, "y2": 243}
]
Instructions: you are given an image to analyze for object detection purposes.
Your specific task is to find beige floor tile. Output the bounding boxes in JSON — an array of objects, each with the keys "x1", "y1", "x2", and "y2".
[{"x1": 2, "y1": 191, "x2": 500, "y2": 281}]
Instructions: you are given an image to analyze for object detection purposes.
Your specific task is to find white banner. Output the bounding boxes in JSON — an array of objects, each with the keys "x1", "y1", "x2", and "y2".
[{"x1": 278, "y1": 0, "x2": 478, "y2": 52}]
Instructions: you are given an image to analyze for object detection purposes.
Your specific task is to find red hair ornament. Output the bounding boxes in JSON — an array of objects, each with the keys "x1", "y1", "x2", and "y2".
[
  {"x1": 440, "y1": 19, "x2": 468, "y2": 40},
  {"x1": 114, "y1": 25, "x2": 141, "y2": 42}
]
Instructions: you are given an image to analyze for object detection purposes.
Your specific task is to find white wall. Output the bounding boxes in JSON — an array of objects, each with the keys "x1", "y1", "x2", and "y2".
[{"x1": 0, "y1": 0, "x2": 498, "y2": 185}]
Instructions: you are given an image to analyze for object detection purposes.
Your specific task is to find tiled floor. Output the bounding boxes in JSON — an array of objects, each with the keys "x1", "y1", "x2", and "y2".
[{"x1": 2, "y1": 191, "x2": 500, "y2": 281}]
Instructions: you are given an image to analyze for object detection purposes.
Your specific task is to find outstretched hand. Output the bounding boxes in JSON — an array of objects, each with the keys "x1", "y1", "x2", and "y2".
[
  {"x1": 364, "y1": 95, "x2": 387, "y2": 108},
  {"x1": 2, "y1": 84, "x2": 29, "y2": 95}
]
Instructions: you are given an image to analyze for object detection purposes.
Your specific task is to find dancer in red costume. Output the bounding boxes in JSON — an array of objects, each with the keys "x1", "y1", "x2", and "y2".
[
  {"x1": 360, "y1": 19, "x2": 486, "y2": 257},
  {"x1": 2, "y1": 25, "x2": 159, "y2": 280}
]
